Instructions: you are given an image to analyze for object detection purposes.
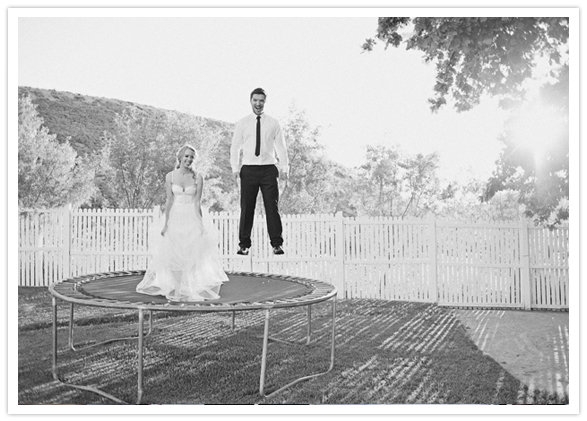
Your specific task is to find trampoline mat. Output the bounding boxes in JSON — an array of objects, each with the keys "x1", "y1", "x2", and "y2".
[{"x1": 50, "y1": 271, "x2": 336, "y2": 311}]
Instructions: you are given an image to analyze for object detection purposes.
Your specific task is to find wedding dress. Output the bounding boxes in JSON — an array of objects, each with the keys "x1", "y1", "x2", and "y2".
[{"x1": 136, "y1": 174, "x2": 229, "y2": 301}]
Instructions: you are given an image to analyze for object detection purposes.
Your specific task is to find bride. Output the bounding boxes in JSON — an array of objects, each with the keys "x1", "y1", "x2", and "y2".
[{"x1": 136, "y1": 144, "x2": 229, "y2": 301}]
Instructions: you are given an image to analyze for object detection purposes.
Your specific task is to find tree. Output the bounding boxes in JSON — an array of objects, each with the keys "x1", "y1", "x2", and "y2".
[
  {"x1": 352, "y1": 144, "x2": 440, "y2": 218},
  {"x1": 363, "y1": 17, "x2": 570, "y2": 226},
  {"x1": 100, "y1": 108, "x2": 228, "y2": 209},
  {"x1": 399, "y1": 152, "x2": 441, "y2": 217},
  {"x1": 435, "y1": 177, "x2": 524, "y2": 222},
  {"x1": 363, "y1": 17, "x2": 569, "y2": 112},
  {"x1": 481, "y1": 63, "x2": 569, "y2": 226},
  {"x1": 353, "y1": 145, "x2": 402, "y2": 217},
  {"x1": 18, "y1": 94, "x2": 96, "y2": 208},
  {"x1": 279, "y1": 106, "x2": 346, "y2": 214},
  {"x1": 100, "y1": 108, "x2": 171, "y2": 208},
  {"x1": 482, "y1": 95, "x2": 568, "y2": 226}
]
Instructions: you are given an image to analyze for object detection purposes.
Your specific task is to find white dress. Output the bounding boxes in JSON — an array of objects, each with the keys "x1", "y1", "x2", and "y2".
[{"x1": 136, "y1": 176, "x2": 229, "y2": 301}]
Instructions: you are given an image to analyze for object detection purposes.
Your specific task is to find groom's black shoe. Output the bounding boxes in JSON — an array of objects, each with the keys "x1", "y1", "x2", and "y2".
[
  {"x1": 237, "y1": 246, "x2": 250, "y2": 255},
  {"x1": 273, "y1": 246, "x2": 284, "y2": 255}
]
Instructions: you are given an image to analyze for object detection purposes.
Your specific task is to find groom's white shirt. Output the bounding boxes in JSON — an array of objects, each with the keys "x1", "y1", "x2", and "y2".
[{"x1": 230, "y1": 112, "x2": 289, "y2": 175}]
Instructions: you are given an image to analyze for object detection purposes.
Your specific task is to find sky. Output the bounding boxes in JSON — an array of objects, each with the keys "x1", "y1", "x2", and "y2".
[{"x1": 14, "y1": 11, "x2": 528, "y2": 184}]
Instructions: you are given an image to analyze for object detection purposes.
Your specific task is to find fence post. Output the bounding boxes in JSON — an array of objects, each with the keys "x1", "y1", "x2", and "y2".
[
  {"x1": 335, "y1": 211, "x2": 345, "y2": 297},
  {"x1": 62, "y1": 204, "x2": 71, "y2": 280},
  {"x1": 519, "y1": 218, "x2": 532, "y2": 310},
  {"x1": 34, "y1": 211, "x2": 43, "y2": 286},
  {"x1": 428, "y1": 214, "x2": 438, "y2": 304}
]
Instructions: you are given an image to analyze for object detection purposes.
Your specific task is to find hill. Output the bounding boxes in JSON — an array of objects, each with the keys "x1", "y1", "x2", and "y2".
[
  {"x1": 18, "y1": 86, "x2": 234, "y2": 156},
  {"x1": 18, "y1": 86, "x2": 237, "y2": 200}
]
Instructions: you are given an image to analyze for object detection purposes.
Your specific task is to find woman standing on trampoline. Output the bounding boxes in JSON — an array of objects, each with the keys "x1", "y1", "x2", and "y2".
[{"x1": 136, "y1": 144, "x2": 229, "y2": 301}]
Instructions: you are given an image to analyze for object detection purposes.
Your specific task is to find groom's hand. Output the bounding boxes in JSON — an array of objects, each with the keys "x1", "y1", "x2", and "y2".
[{"x1": 233, "y1": 172, "x2": 239, "y2": 188}]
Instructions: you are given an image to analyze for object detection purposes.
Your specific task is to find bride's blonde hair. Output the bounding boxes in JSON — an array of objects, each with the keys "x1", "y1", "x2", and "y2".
[{"x1": 175, "y1": 144, "x2": 198, "y2": 178}]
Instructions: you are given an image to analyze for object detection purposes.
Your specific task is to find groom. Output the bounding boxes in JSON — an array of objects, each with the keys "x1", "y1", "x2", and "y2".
[{"x1": 230, "y1": 87, "x2": 289, "y2": 256}]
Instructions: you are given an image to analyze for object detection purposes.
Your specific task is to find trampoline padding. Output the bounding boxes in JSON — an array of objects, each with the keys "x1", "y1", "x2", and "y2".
[{"x1": 50, "y1": 271, "x2": 335, "y2": 311}]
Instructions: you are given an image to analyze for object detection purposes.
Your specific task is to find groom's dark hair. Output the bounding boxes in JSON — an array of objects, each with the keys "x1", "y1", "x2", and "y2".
[{"x1": 250, "y1": 87, "x2": 266, "y2": 99}]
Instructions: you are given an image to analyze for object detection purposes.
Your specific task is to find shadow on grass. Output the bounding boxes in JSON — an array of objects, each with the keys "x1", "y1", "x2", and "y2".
[{"x1": 17, "y1": 288, "x2": 568, "y2": 405}]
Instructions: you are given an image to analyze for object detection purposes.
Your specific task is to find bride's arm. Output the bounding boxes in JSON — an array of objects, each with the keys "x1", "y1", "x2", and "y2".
[
  {"x1": 162, "y1": 172, "x2": 174, "y2": 235},
  {"x1": 195, "y1": 173, "x2": 204, "y2": 217}
]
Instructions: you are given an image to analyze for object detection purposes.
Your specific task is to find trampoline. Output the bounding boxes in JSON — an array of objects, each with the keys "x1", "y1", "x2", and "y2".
[{"x1": 48, "y1": 270, "x2": 337, "y2": 404}]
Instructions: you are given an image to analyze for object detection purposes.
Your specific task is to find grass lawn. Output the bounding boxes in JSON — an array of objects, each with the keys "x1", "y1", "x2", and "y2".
[{"x1": 17, "y1": 287, "x2": 568, "y2": 405}]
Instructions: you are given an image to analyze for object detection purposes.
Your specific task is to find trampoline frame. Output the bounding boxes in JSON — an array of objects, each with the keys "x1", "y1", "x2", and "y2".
[{"x1": 48, "y1": 270, "x2": 337, "y2": 404}]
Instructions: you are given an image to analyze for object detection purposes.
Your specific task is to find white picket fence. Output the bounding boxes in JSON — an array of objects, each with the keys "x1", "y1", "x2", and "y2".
[{"x1": 18, "y1": 206, "x2": 570, "y2": 310}]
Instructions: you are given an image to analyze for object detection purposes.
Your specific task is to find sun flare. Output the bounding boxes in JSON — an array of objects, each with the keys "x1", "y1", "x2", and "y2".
[{"x1": 508, "y1": 99, "x2": 568, "y2": 164}]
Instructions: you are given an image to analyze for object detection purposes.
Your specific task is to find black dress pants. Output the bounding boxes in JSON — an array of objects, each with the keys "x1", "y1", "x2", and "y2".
[{"x1": 239, "y1": 164, "x2": 283, "y2": 248}]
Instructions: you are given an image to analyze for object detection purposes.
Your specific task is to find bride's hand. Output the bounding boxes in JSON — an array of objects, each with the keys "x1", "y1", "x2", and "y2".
[{"x1": 161, "y1": 224, "x2": 168, "y2": 236}]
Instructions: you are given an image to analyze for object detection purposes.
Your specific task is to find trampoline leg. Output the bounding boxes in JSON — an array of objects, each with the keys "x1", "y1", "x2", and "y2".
[
  {"x1": 259, "y1": 296, "x2": 337, "y2": 399},
  {"x1": 52, "y1": 298, "x2": 130, "y2": 404},
  {"x1": 137, "y1": 309, "x2": 144, "y2": 404},
  {"x1": 68, "y1": 304, "x2": 153, "y2": 351},
  {"x1": 328, "y1": 296, "x2": 337, "y2": 370},
  {"x1": 231, "y1": 311, "x2": 236, "y2": 332},
  {"x1": 259, "y1": 309, "x2": 271, "y2": 396},
  {"x1": 68, "y1": 303, "x2": 74, "y2": 349},
  {"x1": 306, "y1": 305, "x2": 312, "y2": 345},
  {"x1": 52, "y1": 297, "x2": 59, "y2": 380}
]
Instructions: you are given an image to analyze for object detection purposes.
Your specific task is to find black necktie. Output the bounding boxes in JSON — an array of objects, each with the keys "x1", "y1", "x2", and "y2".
[{"x1": 255, "y1": 115, "x2": 261, "y2": 156}]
